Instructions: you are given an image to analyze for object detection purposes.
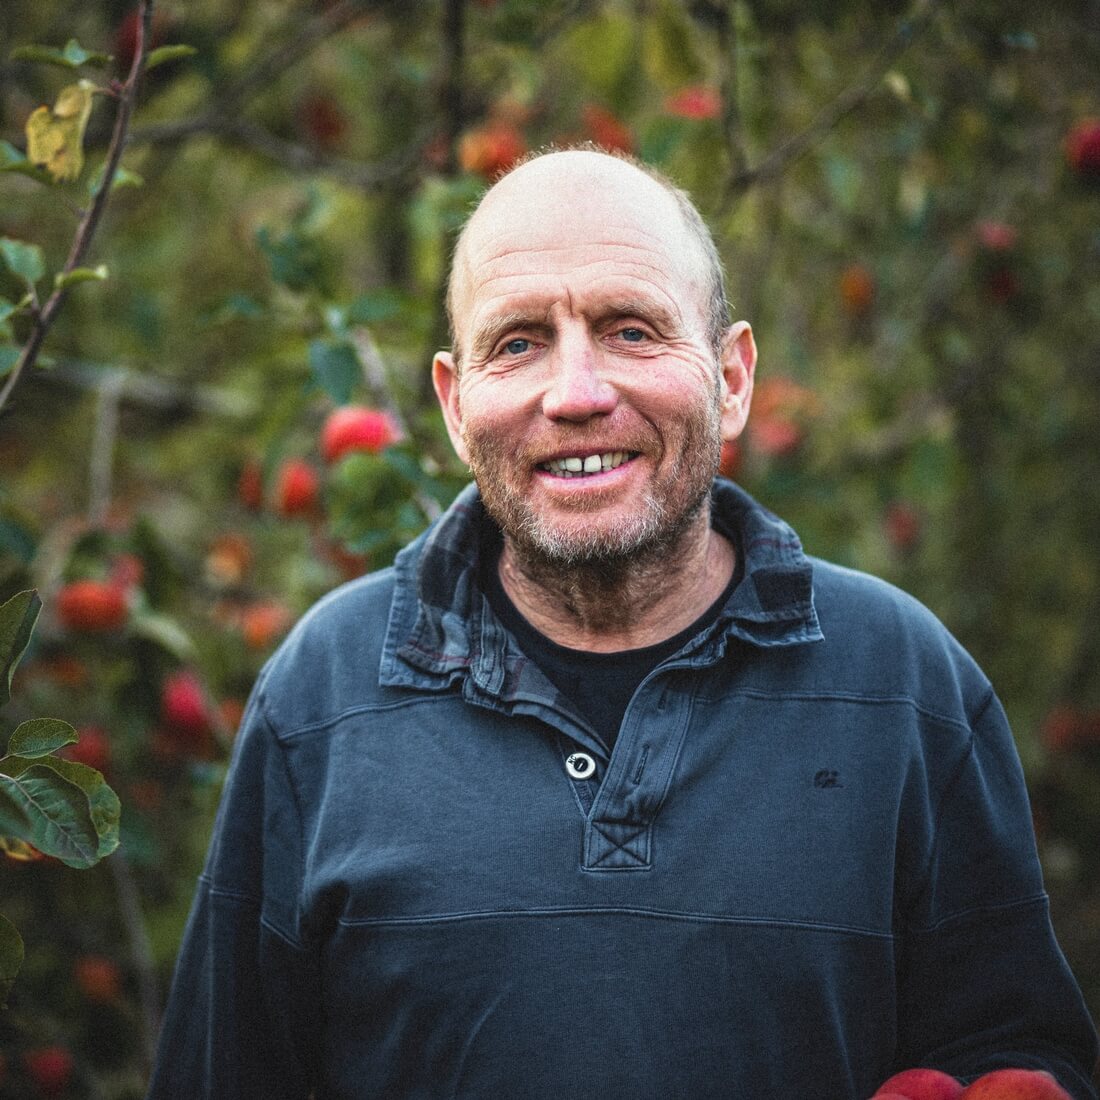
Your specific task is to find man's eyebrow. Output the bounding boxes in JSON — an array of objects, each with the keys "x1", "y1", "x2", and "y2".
[
  {"x1": 469, "y1": 310, "x2": 548, "y2": 360},
  {"x1": 598, "y1": 298, "x2": 681, "y2": 331}
]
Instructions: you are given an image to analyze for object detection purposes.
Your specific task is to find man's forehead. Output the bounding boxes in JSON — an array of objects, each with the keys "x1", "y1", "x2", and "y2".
[
  {"x1": 464, "y1": 153, "x2": 685, "y2": 254},
  {"x1": 450, "y1": 152, "x2": 708, "y2": 338}
]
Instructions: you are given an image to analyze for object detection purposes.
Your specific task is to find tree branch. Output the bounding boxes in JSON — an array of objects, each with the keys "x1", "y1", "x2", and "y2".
[
  {"x1": 130, "y1": 113, "x2": 428, "y2": 191},
  {"x1": 438, "y1": 0, "x2": 467, "y2": 175},
  {"x1": 213, "y1": 0, "x2": 392, "y2": 112},
  {"x1": 723, "y1": 0, "x2": 937, "y2": 203},
  {"x1": 0, "y1": 1, "x2": 155, "y2": 414},
  {"x1": 715, "y1": 0, "x2": 748, "y2": 180}
]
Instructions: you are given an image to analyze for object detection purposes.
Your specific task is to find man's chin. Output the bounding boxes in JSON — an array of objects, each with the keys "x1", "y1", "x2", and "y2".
[{"x1": 505, "y1": 498, "x2": 706, "y2": 572}]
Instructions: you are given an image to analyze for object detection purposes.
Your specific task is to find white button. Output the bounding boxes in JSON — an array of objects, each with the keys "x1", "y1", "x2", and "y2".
[{"x1": 566, "y1": 753, "x2": 596, "y2": 780}]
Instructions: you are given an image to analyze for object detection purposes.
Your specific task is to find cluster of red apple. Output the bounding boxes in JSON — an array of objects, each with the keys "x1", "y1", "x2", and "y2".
[
  {"x1": 253, "y1": 404, "x2": 401, "y2": 519},
  {"x1": 871, "y1": 1066, "x2": 1073, "y2": 1100}
]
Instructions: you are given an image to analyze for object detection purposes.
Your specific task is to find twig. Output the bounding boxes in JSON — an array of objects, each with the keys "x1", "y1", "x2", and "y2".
[
  {"x1": 438, "y1": 0, "x2": 467, "y2": 174},
  {"x1": 87, "y1": 369, "x2": 125, "y2": 526},
  {"x1": 415, "y1": 0, "x2": 469, "y2": 414},
  {"x1": 109, "y1": 850, "x2": 160, "y2": 1074},
  {"x1": 722, "y1": 0, "x2": 937, "y2": 204},
  {"x1": 715, "y1": 0, "x2": 748, "y2": 180},
  {"x1": 0, "y1": 1, "x2": 155, "y2": 414},
  {"x1": 20, "y1": 356, "x2": 256, "y2": 419},
  {"x1": 130, "y1": 114, "x2": 427, "y2": 191},
  {"x1": 214, "y1": 0, "x2": 388, "y2": 111}
]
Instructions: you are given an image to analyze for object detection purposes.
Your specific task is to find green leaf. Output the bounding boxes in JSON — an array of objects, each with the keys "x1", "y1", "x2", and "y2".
[
  {"x1": 0, "y1": 142, "x2": 52, "y2": 183},
  {"x1": 642, "y1": 0, "x2": 703, "y2": 88},
  {"x1": 0, "y1": 346, "x2": 19, "y2": 378},
  {"x1": 0, "y1": 517, "x2": 37, "y2": 565},
  {"x1": 0, "y1": 913, "x2": 24, "y2": 1007},
  {"x1": 345, "y1": 289, "x2": 404, "y2": 325},
  {"x1": 129, "y1": 611, "x2": 197, "y2": 661},
  {"x1": 0, "y1": 238, "x2": 46, "y2": 287},
  {"x1": 0, "y1": 762, "x2": 99, "y2": 868},
  {"x1": 10, "y1": 39, "x2": 110, "y2": 70},
  {"x1": 0, "y1": 141, "x2": 28, "y2": 172},
  {"x1": 54, "y1": 264, "x2": 109, "y2": 290},
  {"x1": 145, "y1": 44, "x2": 198, "y2": 72},
  {"x1": 35, "y1": 757, "x2": 120, "y2": 860},
  {"x1": 309, "y1": 339, "x2": 360, "y2": 405},
  {"x1": 6, "y1": 718, "x2": 78, "y2": 759},
  {"x1": 0, "y1": 590, "x2": 41, "y2": 708},
  {"x1": 86, "y1": 161, "x2": 145, "y2": 198}
]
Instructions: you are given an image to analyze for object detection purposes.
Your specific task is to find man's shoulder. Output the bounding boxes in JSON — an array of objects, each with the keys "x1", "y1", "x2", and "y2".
[
  {"x1": 255, "y1": 565, "x2": 401, "y2": 733},
  {"x1": 802, "y1": 556, "x2": 992, "y2": 716}
]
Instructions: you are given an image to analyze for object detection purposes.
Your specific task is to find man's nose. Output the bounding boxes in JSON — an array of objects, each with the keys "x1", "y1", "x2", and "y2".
[{"x1": 541, "y1": 340, "x2": 618, "y2": 422}]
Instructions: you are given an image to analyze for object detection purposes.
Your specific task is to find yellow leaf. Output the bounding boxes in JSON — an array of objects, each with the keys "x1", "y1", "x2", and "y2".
[
  {"x1": 24, "y1": 79, "x2": 96, "y2": 183},
  {"x1": 0, "y1": 836, "x2": 42, "y2": 862}
]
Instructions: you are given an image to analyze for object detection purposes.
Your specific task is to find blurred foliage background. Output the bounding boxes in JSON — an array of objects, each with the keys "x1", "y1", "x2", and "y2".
[{"x1": 1, "y1": 0, "x2": 1099, "y2": 1094}]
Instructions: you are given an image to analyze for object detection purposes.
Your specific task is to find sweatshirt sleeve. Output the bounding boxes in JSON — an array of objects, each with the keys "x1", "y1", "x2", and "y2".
[
  {"x1": 894, "y1": 689, "x2": 1099, "y2": 1098},
  {"x1": 146, "y1": 674, "x2": 321, "y2": 1099}
]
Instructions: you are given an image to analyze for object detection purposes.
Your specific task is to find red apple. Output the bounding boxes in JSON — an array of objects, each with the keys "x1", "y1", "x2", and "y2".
[
  {"x1": 56, "y1": 580, "x2": 129, "y2": 633},
  {"x1": 958, "y1": 1068, "x2": 1071, "y2": 1100},
  {"x1": 664, "y1": 85, "x2": 722, "y2": 120},
  {"x1": 237, "y1": 458, "x2": 264, "y2": 511},
  {"x1": 976, "y1": 221, "x2": 1018, "y2": 252},
  {"x1": 161, "y1": 671, "x2": 211, "y2": 743},
  {"x1": 1065, "y1": 119, "x2": 1100, "y2": 183},
  {"x1": 321, "y1": 406, "x2": 401, "y2": 463},
  {"x1": 885, "y1": 501, "x2": 922, "y2": 552},
  {"x1": 875, "y1": 1067, "x2": 964, "y2": 1100},
  {"x1": 458, "y1": 121, "x2": 525, "y2": 180},
  {"x1": 582, "y1": 105, "x2": 633, "y2": 154},
  {"x1": 240, "y1": 601, "x2": 292, "y2": 651},
  {"x1": 74, "y1": 954, "x2": 122, "y2": 1003},
  {"x1": 23, "y1": 1045, "x2": 73, "y2": 1095},
  {"x1": 840, "y1": 263, "x2": 876, "y2": 315},
  {"x1": 298, "y1": 92, "x2": 349, "y2": 151},
  {"x1": 114, "y1": 8, "x2": 167, "y2": 73},
  {"x1": 204, "y1": 532, "x2": 254, "y2": 588},
  {"x1": 61, "y1": 726, "x2": 110, "y2": 774},
  {"x1": 274, "y1": 458, "x2": 320, "y2": 518}
]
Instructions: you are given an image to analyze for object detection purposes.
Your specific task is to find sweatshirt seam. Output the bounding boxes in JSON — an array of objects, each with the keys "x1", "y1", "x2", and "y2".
[
  {"x1": 904, "y1": 891, "x2": 1050, "y2": 935},
  {"x1": 335, "y1": 905, "x2": 895, "y2": 938},
  {"x1": 256, "y1": 688, "x2": 311, "y2": 948},
  {"x1": 196, "y1": 875, "x2": 307, "y2": 950},
  {"x1": 906, "y1": 685, "x2": 1003, "y2": 925},
  {"x1": 695, "y1": 688, "x2": 975, "y2": 733}
]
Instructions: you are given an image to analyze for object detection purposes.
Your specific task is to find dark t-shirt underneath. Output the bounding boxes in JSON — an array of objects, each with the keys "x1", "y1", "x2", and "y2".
[{"x1": 482, "y1": 536, "x2": 741, "y2": 754}]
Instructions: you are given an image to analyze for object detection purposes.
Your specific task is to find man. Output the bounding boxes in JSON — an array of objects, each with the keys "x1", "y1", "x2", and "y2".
[{"x1": 148, "y1": 150, "x2": 1098, "y2": 1098}]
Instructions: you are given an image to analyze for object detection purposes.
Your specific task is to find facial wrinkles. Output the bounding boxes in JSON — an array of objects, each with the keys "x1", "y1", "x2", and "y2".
[{"x1": 459, "y1": 228, "x2": 706, "y2": 358}]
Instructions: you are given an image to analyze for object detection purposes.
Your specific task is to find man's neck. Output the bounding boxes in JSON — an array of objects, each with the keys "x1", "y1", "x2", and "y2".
[{"x1": 496, "y1": 510, "x2": 736, "y2": 653}]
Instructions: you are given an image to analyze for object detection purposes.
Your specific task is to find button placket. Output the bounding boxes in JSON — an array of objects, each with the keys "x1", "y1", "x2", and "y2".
[{"x1": 583, "y1": 671, "x2": 692, "y2": 871}]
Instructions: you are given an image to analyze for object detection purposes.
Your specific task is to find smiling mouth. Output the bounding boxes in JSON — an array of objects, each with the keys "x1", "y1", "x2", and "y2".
[{"x1": 539, "y1": 451, "x2": 637, "y2": 478}]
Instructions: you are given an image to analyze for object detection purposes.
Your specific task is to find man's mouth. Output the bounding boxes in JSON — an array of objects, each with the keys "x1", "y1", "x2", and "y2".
[{"x1": 539, "y1": 451, "x2": 636, "y2": 478}]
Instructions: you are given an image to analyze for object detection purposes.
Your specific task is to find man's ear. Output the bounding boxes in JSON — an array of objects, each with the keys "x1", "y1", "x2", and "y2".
[
  {"x1": 432, "y1": 351, "x2": 470, "y2": 465},
  {"x1": 718, "y1": 321, "x2": 757, "y2": 442}
]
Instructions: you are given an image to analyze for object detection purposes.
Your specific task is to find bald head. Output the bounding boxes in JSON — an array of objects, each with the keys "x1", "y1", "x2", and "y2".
[{"x1": 445, "y1": 149, "x2": 730, "y2": 366}]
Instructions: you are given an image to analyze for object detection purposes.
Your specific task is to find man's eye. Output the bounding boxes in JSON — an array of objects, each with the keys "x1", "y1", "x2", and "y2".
[
  {"x1": 618, "y1": 327, "x2": 647, "y2": 342},
  {"x1": 502, "y1": 338, "x2": 531, "y2": 355}
]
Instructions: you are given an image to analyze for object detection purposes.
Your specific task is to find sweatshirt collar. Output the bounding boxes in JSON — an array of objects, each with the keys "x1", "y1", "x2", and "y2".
[{"x1": 380, "y1": 480, "x2": 822, "y2": 693}]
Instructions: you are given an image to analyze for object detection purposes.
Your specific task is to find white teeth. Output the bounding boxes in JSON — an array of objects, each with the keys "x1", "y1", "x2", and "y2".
[{"x1": 542, "y1": 452, "x2": 633, "y2": 477}]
